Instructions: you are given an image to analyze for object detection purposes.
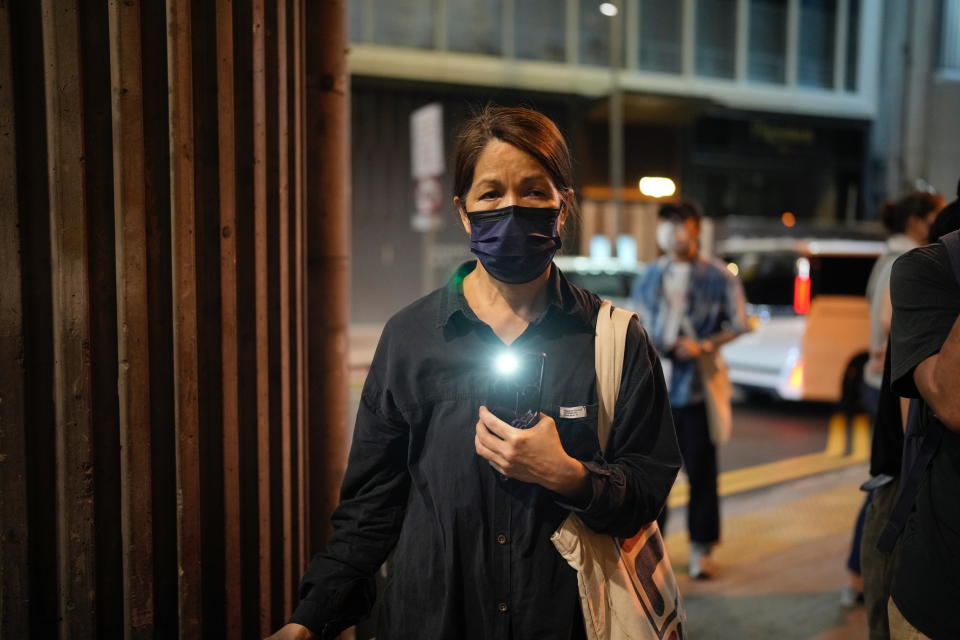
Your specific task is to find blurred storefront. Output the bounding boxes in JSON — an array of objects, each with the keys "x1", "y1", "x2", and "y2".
[{"x1": 344, "y1": 0, "x2": 958, "y2": 324}]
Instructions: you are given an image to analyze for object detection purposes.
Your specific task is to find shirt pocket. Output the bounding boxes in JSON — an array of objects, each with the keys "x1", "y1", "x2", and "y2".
[{"x1": 553, "y1": 403, "x2": 600, "y2": 461}]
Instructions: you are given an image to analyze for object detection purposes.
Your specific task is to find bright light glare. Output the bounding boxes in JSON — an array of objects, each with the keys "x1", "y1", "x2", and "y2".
[
  {"x1": 726, "y1": 262, "x2": 740, "y2": 277},
  {"x1": 599, "y1": 2, "x2": 619, "y2": 16},
  {"x1": 495, "y1": 352, "x2": 519, "y2": 376},
  {"x1": 788, "y1": 360, "x2": 804, "y2": 391},
  {"x1": 781, "y1": 211, "x2": 796, "y2": 227},
  {"x1": 638, "y1": 177, "x2": 676, "y2": 198}
]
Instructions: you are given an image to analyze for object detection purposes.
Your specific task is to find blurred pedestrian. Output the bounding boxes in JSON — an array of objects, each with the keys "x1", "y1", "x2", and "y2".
[
  {"x1": 881, "y1": 183, "x2": 960, "y2": 639},
  {"x1": 631, "y1": 201, "x2": 748, "y2": 579},
  {"x1": 848, "y1": 192, "x2": 944, "y2": 616},
  {"x1": 267, "y1": 106, "x2": 682, "y2": 640}
]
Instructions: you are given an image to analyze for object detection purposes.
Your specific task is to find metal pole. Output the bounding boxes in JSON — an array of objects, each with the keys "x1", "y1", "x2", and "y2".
[{"x1": 609, "y1": 1, "x2": 624, "y2": 256}]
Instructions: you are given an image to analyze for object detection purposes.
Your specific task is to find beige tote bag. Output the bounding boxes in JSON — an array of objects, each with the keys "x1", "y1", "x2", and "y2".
[
  {"x1": 680, "y1": 316, "x2": 733, "y2": 446},
  {"x1": 551, "y1": 301, "x2": 686, "y2": 640}
]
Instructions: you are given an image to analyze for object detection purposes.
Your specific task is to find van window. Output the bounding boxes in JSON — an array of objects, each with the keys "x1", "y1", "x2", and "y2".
[
  {"x1": 810, "y1": 256, "x2": 877, "y2": 296},
  {"x1": 725, "y1": 250, "x2": 796, "y2": 307},
  {"x1": 725, "y1": 251, "x2": 878, "y2": 308}
]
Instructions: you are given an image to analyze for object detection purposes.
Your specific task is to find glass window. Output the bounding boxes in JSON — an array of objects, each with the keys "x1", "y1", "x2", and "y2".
[
  {"x1": 748, "y1": 0, "x2": 787, "y2": 83},
  {"x1": 515, "y1": 0, "x2": 566, "y2": 62},
  {"x1": 798, "y1": 0, "x2": 836, "y2": 88},
  {"x1": 372, "y1": 0, "x2": 437, "y2": 49},
  {"x1": 941, "y1": 0, "x2": 960, "y2": 72},
  {"x1": 696, "y1": 0, "x2": 737, "y2": 78},
  {"x1": 580, "y1": 1, "x2": 612, "y2": 66},
  {"x1": 448, "y1": 0, "x2": 502, "y2": 55},
  {"x1": 349, "y1": 0, "x2": 365, "y2": 42},
  {"x1": 638, "y1": 0, "x2": 683, "y2": 72},
  {"x1": 845, "y1": 0, "x2": 859, "y2": 90}
]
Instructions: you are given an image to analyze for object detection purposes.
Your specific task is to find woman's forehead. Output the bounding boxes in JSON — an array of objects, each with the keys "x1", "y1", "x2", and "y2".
[{"x1": 471, "y1": 140, "x2": 550, "y2": 184}]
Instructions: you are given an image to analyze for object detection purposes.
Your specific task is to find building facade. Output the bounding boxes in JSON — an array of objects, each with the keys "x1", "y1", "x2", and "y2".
[{"x1": 344, "y1": 0, "x2": 957, "y2": 323}]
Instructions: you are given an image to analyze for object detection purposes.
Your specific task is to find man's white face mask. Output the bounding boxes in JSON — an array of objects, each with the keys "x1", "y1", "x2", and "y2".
[{"x1": 656, "y1": 220, "x2": 690, "y2": 255}]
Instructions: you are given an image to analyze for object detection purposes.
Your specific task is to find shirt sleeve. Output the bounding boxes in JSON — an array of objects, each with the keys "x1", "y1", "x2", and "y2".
[
  {"x1": 564, "y1": 317, "x2": 682, "y2": 538},
  {"x1": 631, "y1": 267, "x2": 670, "y2": 354},
  {"x1": 719, "y1": 264, "x2": 749, "y2": 336},
  {"x1": 889, "y1": 245, "x2": 960, "y2": 398},
  {"x1": 289, "y1": 346, "x2": 411, "y2": 637}
]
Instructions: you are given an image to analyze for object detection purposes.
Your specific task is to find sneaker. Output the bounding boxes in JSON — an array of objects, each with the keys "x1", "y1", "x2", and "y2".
[
  {"x1": 839, "y1": 586, "x2": 864, "y2": 607},
  {"x1": 689, "y1": 542, "x2": 716, "y2": 580}
]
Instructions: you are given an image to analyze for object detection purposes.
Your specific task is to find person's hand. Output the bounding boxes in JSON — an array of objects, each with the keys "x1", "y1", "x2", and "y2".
[
  {"x1": 674, "y1": 336, "x2": 703, "y2": 360},
  {"x1": 868, "y1": 343, "x2": 886, "y2": 374},
  {"x1": 475, "y1": 406, "x2": 590, "y2": 501},
  {"x1": 265, "y1": 623, "x2": 314, "y2": 640}
]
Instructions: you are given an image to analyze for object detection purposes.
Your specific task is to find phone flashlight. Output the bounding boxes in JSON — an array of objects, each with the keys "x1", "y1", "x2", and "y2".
[{"x1": 488, "y1": 350, "x2": 546, "y2": 429}]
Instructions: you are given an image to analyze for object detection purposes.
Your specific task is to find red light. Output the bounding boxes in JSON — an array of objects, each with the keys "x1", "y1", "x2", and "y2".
[{"x1": 793, "y1": 275, "x2": 811, "y2": 314}]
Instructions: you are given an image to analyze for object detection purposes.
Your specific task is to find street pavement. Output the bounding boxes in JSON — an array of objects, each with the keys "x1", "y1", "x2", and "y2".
[{"x1": 347, "y1": 327, "x2": 873, "y2": 639}]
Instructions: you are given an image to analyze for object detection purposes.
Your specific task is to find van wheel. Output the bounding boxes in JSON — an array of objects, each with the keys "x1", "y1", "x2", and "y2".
[{"x1": 840, "y1": 353, "x2": 869, "y2": 415}]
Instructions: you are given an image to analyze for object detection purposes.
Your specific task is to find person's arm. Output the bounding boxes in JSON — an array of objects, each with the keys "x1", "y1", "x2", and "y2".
[
  {"x1": 912, "y1": 315, "x2": 960, "y2": 430},
  {"x1": 278, "y1": 336, "x2": 412, "y2": 638},
  {"x1": 564, "y1": 318, "x2": 682, "y2": 538},
  {"x1": 676, "y1": 265, "x2": 749, "y2": 358}
]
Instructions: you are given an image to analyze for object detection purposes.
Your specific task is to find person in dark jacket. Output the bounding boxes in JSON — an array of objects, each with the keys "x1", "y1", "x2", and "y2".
[{"x1": 268, "y1": 106, "x2": 681, "y2": 640}]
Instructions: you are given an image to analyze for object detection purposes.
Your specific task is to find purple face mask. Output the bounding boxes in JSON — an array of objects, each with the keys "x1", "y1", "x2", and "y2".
[{"x1": 466, "y1": 205, "x2": 563, "y2": 284}]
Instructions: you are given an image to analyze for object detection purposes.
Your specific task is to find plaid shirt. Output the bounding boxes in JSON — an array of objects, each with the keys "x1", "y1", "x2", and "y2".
[{"x1": 631, "y1": 256, "x2": 748, "y2": 407}]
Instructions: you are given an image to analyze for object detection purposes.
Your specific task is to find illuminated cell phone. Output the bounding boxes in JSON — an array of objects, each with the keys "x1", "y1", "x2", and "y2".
[{"x1": 487, "y1": 351, "x2": 546, "y2": 429}]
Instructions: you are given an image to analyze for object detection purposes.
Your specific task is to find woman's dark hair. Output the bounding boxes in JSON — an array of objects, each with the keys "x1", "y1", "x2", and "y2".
[
  {"x1": 928, "y1": 179, "x2": 960, "y2": 241},
  {"x1": 452, "y1": 105, "x2": 576, "y2": 218},
  {"x1": 879, "y1": 191, "x2": 945, "y2": 233}
]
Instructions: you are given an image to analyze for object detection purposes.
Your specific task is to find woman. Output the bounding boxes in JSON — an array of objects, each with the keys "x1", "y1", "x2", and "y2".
[{"x1": 270, "y1": 106, "x2": 681, "y2": 640}]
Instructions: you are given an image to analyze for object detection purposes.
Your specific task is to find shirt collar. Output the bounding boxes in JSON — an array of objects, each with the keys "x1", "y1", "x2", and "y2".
[{"x1": 435, "y1": 260, "x2": 596, "y2": 329}]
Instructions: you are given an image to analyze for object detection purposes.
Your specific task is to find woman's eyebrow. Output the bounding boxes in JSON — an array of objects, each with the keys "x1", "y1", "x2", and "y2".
[{"x1": 472, "y1": 177, "x2": 503, "y2": 190}]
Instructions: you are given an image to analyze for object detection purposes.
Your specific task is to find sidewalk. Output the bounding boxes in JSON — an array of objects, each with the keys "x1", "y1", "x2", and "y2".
[{"x1": 664, "y1": 464, "x2": 869, "y2": 640}]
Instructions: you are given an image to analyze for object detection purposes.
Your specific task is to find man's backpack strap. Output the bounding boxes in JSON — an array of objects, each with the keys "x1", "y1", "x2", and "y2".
[{"x1": 876, "y1": 230, "x2": 960, "y2": 554}]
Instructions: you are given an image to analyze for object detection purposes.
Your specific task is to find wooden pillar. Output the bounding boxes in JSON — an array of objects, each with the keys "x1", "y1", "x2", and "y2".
[
  {"x1": 108, "y1": 0, "x2": 156, "y2": 635},
  {"x1": 167, "y1": 0, "x2": 203, "y2": 635},
  {"x1": 304, "y1": 0, "x2": 350, "y2": 552},
  {"x1": 0, "y1": 3, "x2": 30, "y2": 636},
  {"x1": 293, "y1": 0, "x2": 309, "y2": 583},
  {"x1": 40, "y1": 0, "x2": 97, "y2": 635},
  {"x1": 252, "y1": 0, "x2": 274, "y2": 634},
  {"x1": 277, "y1": 0, "x2": 296, "y2": 618},
  {"x1": 215, "y1": 0, "x2": 244, "y2": 637}
]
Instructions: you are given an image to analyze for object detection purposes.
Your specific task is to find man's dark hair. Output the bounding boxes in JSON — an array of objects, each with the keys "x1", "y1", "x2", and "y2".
[
  {"x1": 658, "y1": 200, "x2": 702, "y2": 222},
  {"x1": 928, "y1": 179, "x2": 960, "y2": 241}
]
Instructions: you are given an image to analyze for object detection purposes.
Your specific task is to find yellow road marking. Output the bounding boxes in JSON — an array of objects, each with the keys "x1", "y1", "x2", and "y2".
[{"x1": 667, "y1": 411, "x2": 868, "y2": 509}]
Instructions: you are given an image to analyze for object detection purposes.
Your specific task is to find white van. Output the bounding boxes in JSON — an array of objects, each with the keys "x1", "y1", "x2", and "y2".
[{"x1": 719, "y1": 237, "x2": 885, "y2": 409}]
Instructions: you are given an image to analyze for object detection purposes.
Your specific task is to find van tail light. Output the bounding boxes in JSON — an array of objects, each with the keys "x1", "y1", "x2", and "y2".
[{"x1": 793, "y1": 275, "x2": 811, "y2": 314}]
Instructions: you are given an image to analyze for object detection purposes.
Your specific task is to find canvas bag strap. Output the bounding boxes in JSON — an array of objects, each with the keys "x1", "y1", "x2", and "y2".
[{"x1": 595, "y1": 300, "x2": 636, "y2": 455}]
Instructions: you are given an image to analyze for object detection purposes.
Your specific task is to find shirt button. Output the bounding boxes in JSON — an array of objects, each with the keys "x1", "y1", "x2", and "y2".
[
  {"x1": 496, "y1": 534, "x2": 507, "y2": 545},
  {"x1": 497, "y1": 601, "x2": 509, "y2": 613}
]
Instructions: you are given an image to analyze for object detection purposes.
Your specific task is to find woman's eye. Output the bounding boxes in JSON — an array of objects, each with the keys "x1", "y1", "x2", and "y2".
[{"x1": 479, "y1": 191, "x2": 498, "y2": 200}]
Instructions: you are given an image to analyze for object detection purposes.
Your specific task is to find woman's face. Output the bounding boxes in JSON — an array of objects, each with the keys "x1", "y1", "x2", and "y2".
[{"x1": 455, "y1": 139, "x2": 567, "y2": 234}]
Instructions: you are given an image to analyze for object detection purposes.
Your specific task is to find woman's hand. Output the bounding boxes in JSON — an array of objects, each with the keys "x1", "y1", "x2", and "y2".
[
  {"x1": 475, "y1": 406, "x2": 591, "y2": 503},
  {"x1": 264, "y1": 623, "x2": 314, "y2": 640}
]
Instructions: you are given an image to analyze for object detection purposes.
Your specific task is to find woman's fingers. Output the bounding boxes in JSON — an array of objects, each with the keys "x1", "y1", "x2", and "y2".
[
  {"x1": 478, "y1": 405, "x2": 516, "y2": 441},
  {"x1": 475, "y1": 430, "x2": 509, "y2": 473}
]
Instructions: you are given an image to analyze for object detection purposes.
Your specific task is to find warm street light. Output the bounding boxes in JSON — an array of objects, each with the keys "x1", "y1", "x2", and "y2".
[
  {"x1": 599, "y1": 2, "x2": 619, "y2": 16},
  {"x1": 639, "y1": 176, "x2": 677, "y2": 198}
]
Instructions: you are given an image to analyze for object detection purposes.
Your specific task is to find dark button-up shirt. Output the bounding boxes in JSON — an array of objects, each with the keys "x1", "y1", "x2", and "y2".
[{"x1": 291, "y1": 261, "x2": 681, "y2": 639}]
